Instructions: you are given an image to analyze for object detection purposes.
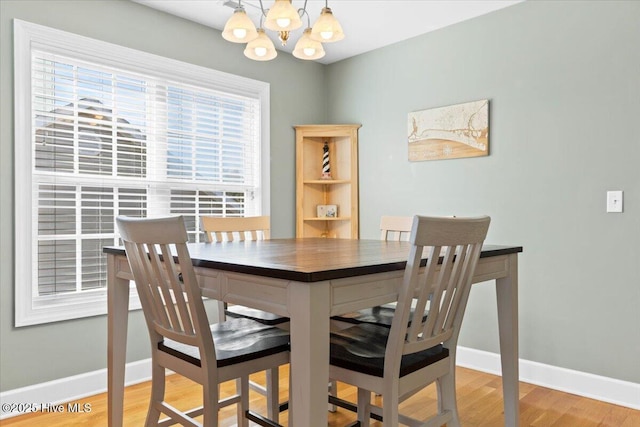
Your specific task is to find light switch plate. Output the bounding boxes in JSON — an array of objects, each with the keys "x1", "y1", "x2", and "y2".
[{"x1": 606, "y1": 190, "x2": 623, "y2": 213}]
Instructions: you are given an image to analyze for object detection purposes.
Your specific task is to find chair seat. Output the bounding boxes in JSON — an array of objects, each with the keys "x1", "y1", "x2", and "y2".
[
  {"x1": 225, "y1": 305, "x2": 289, "y2": 326},
  {"x1": 331, "y1": 303, "x2": 428, "y2": 328},
  {"x1": 159, "y1": 317, "x2": 290, "y2": 368},
  {"x1": 330, "y1": 323, "x2": 448, "y2": 378}
]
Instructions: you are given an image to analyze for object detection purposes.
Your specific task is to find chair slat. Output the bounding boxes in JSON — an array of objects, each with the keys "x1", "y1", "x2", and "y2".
[
  {"x1": 161, "y1": 243, "x2": 195, "y2": 335},
  {"x1": 144, "y1": 243, "x2": 172, "y2": 330},
  {"x1": 407, "y1": 245, "x2": 442, "y2": 343},
  {"x1": 444, "y1": 243, "x2": 483, "y2": 332},
  {"x1": 431, "y1": 245, "x2": 464, "y2": 336},
  {"x1": 149, "y1": 243, "x2": 180, "y2": 331},
  {"x1": 158, "y1": 243, "x2": 187, "y2": 333},
  {"x1": 126, "y1": 242, "x2": 163, "y2": 328}
]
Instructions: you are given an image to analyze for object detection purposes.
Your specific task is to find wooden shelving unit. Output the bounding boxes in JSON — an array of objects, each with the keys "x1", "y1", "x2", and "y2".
[{"x1": 295, "y1": 124, "x2": 360, "y2": 238}]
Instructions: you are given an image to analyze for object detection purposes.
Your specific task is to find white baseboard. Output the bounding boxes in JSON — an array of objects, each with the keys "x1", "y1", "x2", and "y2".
[
  {"x1": 0, "y1": 358, "x2": 152, "y2": 420},
  {"x1": 2, "y1": 349, "x2": 639, "y2": 420},
  {"x1": 456, "y1": 346, "x2": 640, "y2": 410}
]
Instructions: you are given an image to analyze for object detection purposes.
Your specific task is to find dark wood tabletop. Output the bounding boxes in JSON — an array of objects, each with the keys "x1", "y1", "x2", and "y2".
[{"x1": 104, "y1": 238, "x2": 522, "y2": 283}]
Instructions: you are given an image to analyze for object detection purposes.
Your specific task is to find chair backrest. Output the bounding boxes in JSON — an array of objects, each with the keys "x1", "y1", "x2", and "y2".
[
  {"x1": 201, "y1": 216, "x2": 270, "y2": 243},
  {"x1": 380, "y1": 215, "x2": 413, "y2": 241},
  {"x1": 116, "y1": 216, "x2": 216, "y2": 369},
  {"x1": 386, "y1": 215, "x2": 490, "y2": 367}
]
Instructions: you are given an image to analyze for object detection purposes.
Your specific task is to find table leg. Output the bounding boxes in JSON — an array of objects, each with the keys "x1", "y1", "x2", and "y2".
[
  {"x1": 108, "y1": 254, "x2": 130, "y2": 427},
  {"x1": 288, "y1": 280, "x2": 330, "y2": 427},
  {"x1": 496, "y1": 253, "x2": 519, "y2": 427}
]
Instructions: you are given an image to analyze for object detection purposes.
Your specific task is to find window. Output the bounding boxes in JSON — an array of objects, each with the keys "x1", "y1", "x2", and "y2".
[{"x1": 14, "y1": 20, "x2": 270, "y2": 326}]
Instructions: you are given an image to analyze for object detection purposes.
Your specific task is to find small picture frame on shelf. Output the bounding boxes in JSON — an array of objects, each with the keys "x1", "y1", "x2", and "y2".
[{"x1": 317, "y1": 204, "x2": 338, "y2": 218}]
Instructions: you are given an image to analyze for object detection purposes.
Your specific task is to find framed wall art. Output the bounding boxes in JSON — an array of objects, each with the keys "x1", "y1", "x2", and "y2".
[{"x1": 408, "y1": 99, "x2": 489, "y2": 161}]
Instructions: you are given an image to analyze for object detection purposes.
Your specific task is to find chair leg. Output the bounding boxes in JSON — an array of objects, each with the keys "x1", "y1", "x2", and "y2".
[
  {"x1": 238, "y1": 376, "x2": 250, "y2": 427},
  {"x1": 381, "y1": 387, "x2": 399, "y2": 427},
  {"x1": 356, "y1": 388, "x2": 372, "y2": 426},
  {"x1": 216, "y1": 300, "x2": 226, "y2": 323},
  {"x1": 202, "y1": 376, "x2": 219, "y2": 427},
  {"x1": 328, "y1": 380, "x2": 338, "y2": 412},
  {"x1": 288, "y1": 364, "x2": 294, "y2": 421},
  {"x1": 437, "y1": 371, "x2": 461, "y2": 427},
  {"x1": 145, "y1": 361, "x2": 164, "y2": 427},
  {"x1": 265, "y1": 367, "x2": 280, "y2": 421}
]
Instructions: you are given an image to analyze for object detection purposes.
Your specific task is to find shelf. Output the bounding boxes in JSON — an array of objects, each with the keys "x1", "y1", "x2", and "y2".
[
  {"x1": 303, "y1": 217, "x2": 351, "y2": 221},
  {"x1": 303, "y1": 179, "x2": 351, "y2": 185}
]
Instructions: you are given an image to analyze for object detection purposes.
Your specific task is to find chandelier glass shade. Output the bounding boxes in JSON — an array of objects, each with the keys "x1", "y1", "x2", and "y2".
[
  {"x1": 223, "y1": 0, "x2": 344, "y2": 61},
  {"x1": 310, "y1": 7, "x2": 344, "y2": 42},
  {"x1": 292, "y1": 28, "x2": 325, "y2": 60},
  {"x1": 264, "y1": 0, "x2": 302, "y2": 32},
  {"x1": 244, "y1": 28, "x2": 278, "y2": 61},
  {"x1": 222, "y1": 8, "x2": 259, "y2": 43}
]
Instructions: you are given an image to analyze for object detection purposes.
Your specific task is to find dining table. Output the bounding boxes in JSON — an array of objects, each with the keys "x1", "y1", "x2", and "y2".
[{"x1": 105, "y1": 238, "x2": 522, "y2": 426}]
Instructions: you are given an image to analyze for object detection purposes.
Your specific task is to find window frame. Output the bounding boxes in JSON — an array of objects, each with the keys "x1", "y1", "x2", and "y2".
[{"x1": 14, "y1": 19, "x2": 271, "y2": 326}]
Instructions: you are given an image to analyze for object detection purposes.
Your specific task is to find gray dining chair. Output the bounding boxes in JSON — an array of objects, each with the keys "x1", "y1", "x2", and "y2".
[
  {"x1": 200, "y1": 215, "x2": 289, "y2": 419},
  {"x1": 332, "y1": 215, "x2": 417, "y2": 328},
  {"x1": 117, "y1": 215, "x2": 290, "y2": 427},
  {"x1": 329, "y1": 215, "x2": 490, "y2": 426}
]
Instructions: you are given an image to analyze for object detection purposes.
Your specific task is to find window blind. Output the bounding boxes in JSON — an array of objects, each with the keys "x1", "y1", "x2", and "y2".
[{"x1": 31, "y1": 50, "x2": 261, "y2": 298}]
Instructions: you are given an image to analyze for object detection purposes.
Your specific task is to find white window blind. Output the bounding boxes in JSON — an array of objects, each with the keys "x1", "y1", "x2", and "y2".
[{"x1": 15, "y1": 20, "x2": 270, "y2": 326}]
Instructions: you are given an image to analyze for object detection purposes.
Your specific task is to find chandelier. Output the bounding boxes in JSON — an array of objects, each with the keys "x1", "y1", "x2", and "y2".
[{"x1": 222, "y1": 0, "x2": 345, "y2": 61}]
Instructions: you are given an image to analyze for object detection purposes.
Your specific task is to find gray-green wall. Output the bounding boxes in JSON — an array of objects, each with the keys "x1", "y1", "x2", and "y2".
[
  {"x1": 326, "y1": 0, "x2": 640, "y2": 383},
  {"x1": 1, "y1": 0, "x2": 639, "y2": 395},
  {"x1": 0, "y1": 0, "x2": 324, "y2": 391}
]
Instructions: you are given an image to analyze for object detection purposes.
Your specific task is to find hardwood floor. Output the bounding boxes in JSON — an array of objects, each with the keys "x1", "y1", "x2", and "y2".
[{"x1": 2, "y1": 366, "x2": 638, "y2": 426}]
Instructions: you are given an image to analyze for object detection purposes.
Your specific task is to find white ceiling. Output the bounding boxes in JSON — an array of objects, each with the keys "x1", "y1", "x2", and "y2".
[{"x1": 133, "y1": 0, "x2": 523, "y2": 64}]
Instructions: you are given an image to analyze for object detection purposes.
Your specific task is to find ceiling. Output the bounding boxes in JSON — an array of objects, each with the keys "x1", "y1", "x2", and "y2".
[{"x1": 133, "y1": 0, "x2": 523, "y2": 64}]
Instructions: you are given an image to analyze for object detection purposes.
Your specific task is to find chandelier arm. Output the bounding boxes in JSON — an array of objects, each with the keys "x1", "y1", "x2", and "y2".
[
  {"x1": 299, "y1": 6, "x2": 311, "y2": 28},
  {"x1": 298, "y1": 0, "x2": 311, "y2": 23},
  {"x1": 258, "y1": 0, "x2": 268, "y2": 18}
]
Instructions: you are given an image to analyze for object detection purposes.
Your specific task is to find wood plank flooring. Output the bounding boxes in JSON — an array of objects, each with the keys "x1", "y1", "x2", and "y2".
[{"x1": 1, "y1": 366, "x2": 638, "y2": 426}]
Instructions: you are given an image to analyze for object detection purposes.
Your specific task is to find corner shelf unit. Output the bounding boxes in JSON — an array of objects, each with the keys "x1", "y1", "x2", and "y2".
[{"x1": 295, "y1": 124, "x2": 360, "y2": 238}]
